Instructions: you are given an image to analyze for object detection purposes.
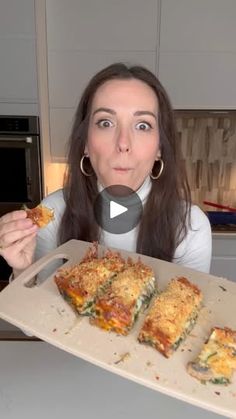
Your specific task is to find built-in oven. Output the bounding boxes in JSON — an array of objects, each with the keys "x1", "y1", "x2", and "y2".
[{"x1": 0, "y1": 115, "x2": 43, "y2": 283}]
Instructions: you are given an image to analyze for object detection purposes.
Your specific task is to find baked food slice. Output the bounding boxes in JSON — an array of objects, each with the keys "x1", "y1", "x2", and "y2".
[
  {"x1": 138, "y1": 277, "x2": 202, "y2": 357},
  {"x1": 90, "y1": 258, "x2": 156, "y2": 335},
  {"x1": 187, "y1": 327, "x2": 236, "y2": 385},
  {"x1": 24, "y1": 204, "x2": 54, "y2": 227},
  {"x1": 54, "y1": 245, "x2": 126, "y2": 315}
]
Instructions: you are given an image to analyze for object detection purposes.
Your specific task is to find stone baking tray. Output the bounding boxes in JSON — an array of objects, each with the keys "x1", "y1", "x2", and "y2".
[{"x1": 0, "y1": 239, "x2": 235, "y2": 418}]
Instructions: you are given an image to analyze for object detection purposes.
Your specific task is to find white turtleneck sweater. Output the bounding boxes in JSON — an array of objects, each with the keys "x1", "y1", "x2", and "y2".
[{"x1": 35, "y1": 177, "x2": 212, "y2": 281}]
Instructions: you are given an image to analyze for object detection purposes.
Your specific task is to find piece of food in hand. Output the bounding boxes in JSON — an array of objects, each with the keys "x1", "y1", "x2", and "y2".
[
  {"x1": 54, "y1": 246, "x2": 126, "y2": 315},
  {"x1": 138, "y1": 277, "x2": 202, "y2": 357},
  {"x1": 90, "y1": 258, "x2": 156, "y2": 335},
  {"x1": 187, "y1": 327, "x2": 236, "y2": 385},
  {"x1": 23, "y1": 204, "x2": 54, "y2": 228}
]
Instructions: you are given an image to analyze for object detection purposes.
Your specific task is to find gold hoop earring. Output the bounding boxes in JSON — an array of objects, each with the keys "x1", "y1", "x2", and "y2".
[
  {"x1": 80, "y1": 155, "x2": 93, "y2": 177},
  {"x1": 150, "y1": 158, "x2": 164, "y2": 180}
]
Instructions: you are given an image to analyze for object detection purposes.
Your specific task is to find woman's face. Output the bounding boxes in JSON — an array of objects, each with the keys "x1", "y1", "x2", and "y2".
[{"x1": 86, "y1": 78, "x2": 160, "y2": 191}]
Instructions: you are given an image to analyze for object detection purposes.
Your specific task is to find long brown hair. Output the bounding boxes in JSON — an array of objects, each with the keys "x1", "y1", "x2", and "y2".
[{"x1": 59, "y1": 63, "x2": 191, "y2": 261}]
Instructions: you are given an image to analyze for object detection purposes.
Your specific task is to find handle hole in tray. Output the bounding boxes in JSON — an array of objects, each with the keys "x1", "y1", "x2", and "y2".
[{"x1": 24, "y1": 257, "x2": 69, "y2": 288}]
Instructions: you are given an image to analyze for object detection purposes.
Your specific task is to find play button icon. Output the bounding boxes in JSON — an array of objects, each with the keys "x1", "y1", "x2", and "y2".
[
  {"x1": 94, "y1": 185, "x2": 143, "y2": 234},
  {"x1": 110, "y1": 201, "x2": 128, "y2": 219}
]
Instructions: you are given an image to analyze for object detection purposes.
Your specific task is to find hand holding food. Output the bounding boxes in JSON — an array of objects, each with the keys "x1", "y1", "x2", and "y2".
[
  {"x1": 0, "y1": 210, "x2": 38, "y2": 270},
  {"x1": 0, "y1": 204, "x2": 54, "y2": 271}
]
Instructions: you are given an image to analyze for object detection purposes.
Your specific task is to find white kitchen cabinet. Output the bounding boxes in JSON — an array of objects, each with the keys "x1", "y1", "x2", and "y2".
[
  {"x1": 210, "y1": 233, "x2": 236, "y2": 282},
  {"x1": 46, "y1": 0, "x2": 159, "y2": 52},
  {"x1": 48, "y1": 50, "x2": 157, "y2": 109},
  {"x1": 158, "y1": 0, "x2": 236, "y2": 109},
  {"x1": 159, "y1": 52, "x2": 236, "y2": 109},
  {"x1": 39, "y1": 0, "x2": 161, "y2": 161},
  {"x1": 0, "y1": 0, "x2": 38, "y2": 115}
]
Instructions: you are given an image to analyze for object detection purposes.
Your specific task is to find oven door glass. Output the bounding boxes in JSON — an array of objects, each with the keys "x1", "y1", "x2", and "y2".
[
  {"x1": 0, "y1": 138, "x2": 34, "y2": 203},
  {"x1": 0, "y1": 147, "x2": 28, "y2": 201}
]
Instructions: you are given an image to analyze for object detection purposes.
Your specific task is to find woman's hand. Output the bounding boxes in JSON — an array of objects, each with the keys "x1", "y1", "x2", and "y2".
[{"x1": 0, "y1": 210, "x2": 39, "y2": 271}]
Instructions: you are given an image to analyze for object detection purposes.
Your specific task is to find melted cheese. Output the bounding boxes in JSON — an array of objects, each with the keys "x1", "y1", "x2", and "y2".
[
  {"x1": 91, "y1": 316, "x2": 125, "y2": 334},
  {"x1": 66, "y1": 290, "x2": 84, "y2": 306}
]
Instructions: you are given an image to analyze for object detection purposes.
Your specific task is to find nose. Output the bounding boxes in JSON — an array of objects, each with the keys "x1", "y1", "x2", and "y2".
[{"x1": 116, "y1": 126, "x2": 131, "y2": 153}]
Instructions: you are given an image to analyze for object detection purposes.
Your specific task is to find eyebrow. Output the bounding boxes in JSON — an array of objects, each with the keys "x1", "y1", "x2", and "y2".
[
  {"x1": 92, "y1": 107, "x2": 157, "y2": 119},
  {"x1": 134, "y1": 110, "x2": 157, "y2": 119},
  {"x1": 92, "y1": 107, "x2": 116, "y2": 116}
]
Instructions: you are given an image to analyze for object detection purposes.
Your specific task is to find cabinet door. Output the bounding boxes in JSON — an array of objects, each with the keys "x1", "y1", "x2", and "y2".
[
  {"x1": 0, "y1": 0, "x2": 38, "y2": 115},
  {"x1": 45, "y1": 0, "x2": 160, "y2": 161},
  {"x1": 48, "y1": 51, "x2": 157, "y2": 109},
  {"x1": 158, "y1": 0, "x2": 236, "y2": 109},
  {"x1": 46, "y1": 0, "x2": 159, "y2": 51},
  {"x1": 211, "y1": 257, "x2": 236, "y2": 283},
  {"x1": 159, "y1": 52, "x2": 236, "y2": 109},
  {"x1": 211, "y1": 236, "x2": 236, "y2": 282}
]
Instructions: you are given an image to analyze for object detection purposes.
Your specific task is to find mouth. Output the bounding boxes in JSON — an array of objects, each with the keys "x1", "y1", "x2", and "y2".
[{"x1": 113, "y1": 167, "x2": 133, "y2": 172}]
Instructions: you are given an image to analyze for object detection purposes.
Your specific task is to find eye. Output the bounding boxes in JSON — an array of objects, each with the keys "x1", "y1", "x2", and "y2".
[
  {"x1": 96, "y1": 119, "x2": 113, "y2": 128},
  {"x1": 136, "y1": 121, "x2": 152, "y2": 131}
]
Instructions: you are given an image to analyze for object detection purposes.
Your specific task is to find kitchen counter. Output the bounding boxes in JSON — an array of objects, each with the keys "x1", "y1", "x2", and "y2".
[
  {"x1": 212, "y1": 230, "x2": 236, "y2": 237},
  {"x1": 0, "y1": 341, "x2": 227, "y2": 419}
]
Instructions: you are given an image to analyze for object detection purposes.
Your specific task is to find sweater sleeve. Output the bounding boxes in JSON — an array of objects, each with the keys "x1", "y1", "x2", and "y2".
[
  {"x1": 34, "y1": 189, "x2": 66, "y2": 282},
  {"x1": 173, "y1": 205, "x2": 212, "y2": 273}
]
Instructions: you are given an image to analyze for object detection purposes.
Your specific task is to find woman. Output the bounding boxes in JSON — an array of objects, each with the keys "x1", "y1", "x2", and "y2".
[{"x1": 0, "y1": 63, "x2": 212, "y2": 279}]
